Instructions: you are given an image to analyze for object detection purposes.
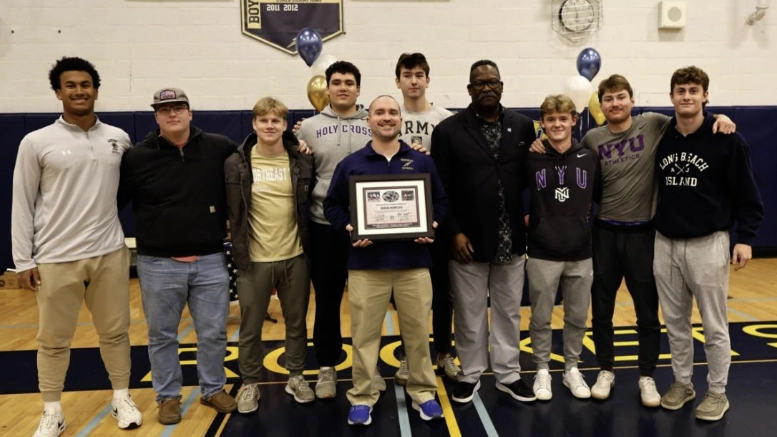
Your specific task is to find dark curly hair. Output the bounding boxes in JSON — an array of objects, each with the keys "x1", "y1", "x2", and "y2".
[
  {"x1": 325, "y1": 61, "x2": 361, "y2": 87},
  {"x1": 48, "y1": 57, "x2": 101, "y2": 91}
]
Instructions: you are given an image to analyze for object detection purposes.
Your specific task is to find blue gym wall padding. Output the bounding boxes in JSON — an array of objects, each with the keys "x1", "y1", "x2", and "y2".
[{"x1": 2, "y1": 107, "x2": 775, "y2": 270}]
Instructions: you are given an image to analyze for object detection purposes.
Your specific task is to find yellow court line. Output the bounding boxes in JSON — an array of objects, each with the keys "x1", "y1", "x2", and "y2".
[{"x1": 436, "y1": 376, "x2": 462, "y2": 437}]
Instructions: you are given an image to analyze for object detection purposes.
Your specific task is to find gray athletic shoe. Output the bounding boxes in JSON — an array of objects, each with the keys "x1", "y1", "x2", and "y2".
[
  {"x1": 316, "y1": 367, "x2": 337, "y2": 399},
  {"x1": 695, "y1": 391, "x2": 729, "y2": 421},
  {"x1": 661, "y1": 381, "x2": 696, "y2": 410},
  {"x1": 236, "y1": 383, "x2": 260, "y2": 414},
  {"x1": 286, "y1": 375, "x2": 315, "y2": 404}
]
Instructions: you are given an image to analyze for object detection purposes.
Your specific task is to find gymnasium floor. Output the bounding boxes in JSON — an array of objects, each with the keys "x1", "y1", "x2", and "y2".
[{"x1": 1, "y1": 258, "x2": 776, "y2": 437}]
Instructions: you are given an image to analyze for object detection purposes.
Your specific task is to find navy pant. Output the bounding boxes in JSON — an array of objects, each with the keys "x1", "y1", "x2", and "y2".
[{"x1": 309, "y1": 221, "x2": 351, "y2": 367}]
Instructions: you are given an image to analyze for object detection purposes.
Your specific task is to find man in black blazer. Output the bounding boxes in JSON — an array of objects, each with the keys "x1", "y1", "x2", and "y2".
[{"x1": 431, "y1": 60, "x2": 536, "y2": 404}]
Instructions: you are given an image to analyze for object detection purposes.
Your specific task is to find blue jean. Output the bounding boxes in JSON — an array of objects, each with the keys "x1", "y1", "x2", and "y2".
[{"x1": 137, "y1": 252, "x2": 230, "y2": 402}]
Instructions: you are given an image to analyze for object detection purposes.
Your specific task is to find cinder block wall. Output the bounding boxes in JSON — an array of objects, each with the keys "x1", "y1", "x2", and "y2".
[{"x1": 0, "y1": 0, "x2": 774, "y2": 113}]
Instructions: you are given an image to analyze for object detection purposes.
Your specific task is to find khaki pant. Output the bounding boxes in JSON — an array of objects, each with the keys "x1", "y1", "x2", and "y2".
[
  {"x1": 346, "y1": 268, "x2": 436, "y2": 407},
  {"x1": 36, "y1": 247, "x2": 131, "y2": 401}
]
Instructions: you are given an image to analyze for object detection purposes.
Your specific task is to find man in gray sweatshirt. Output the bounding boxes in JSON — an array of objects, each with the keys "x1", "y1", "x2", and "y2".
[
  {"x1": 296, "y1": 61, "x2": 379, "y2": 399},
  {"x1": 11, "y1": 56, "x2": 142, "y2": 437}
]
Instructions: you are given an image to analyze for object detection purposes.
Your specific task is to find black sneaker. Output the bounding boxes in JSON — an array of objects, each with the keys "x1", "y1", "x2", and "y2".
[
  {"x1": 451, "y1": 381, "x2": 481, "y2": 403},
  {"x1": 496, "y1": 379, "x2": 537, "y2": 402}
]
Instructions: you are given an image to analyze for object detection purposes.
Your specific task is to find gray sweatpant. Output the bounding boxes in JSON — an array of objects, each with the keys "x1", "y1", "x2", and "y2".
[
  {"x1": 654, "y1": 231, "x2": 731, "y2": 393},
  {"x1": 450, "y1": 256, "x2": 526, "y2": 385},
  {"x1": 527, "y1": 257, "x2": 592, "y2": 371}
]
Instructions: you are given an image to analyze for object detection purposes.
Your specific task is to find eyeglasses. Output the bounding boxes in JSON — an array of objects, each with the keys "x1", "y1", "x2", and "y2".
[
  {"x1": 156, "y1": 105, "x2": 188, "y2": 115},
  {"x1": 469, "y1": 79, "x2": 502, "y2": 90}
]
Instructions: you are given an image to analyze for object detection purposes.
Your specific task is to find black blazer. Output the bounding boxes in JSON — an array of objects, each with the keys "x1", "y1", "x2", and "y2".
[{"x1": 431, "y1": 105, "x2": 534, "y2": 263}]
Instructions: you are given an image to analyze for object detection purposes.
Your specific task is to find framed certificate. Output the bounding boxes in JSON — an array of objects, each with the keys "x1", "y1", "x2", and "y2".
[{"x1": 349, "y1": 173, "x2": 434, "y2": 241}]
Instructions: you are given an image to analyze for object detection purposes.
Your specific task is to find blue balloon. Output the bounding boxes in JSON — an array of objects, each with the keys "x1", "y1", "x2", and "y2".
[
  {"x1": 576, "y1": 48, "x2": 602, "y2": 82},
  {"x1": 296, "y1": 28, "x2": 323, "y2": 67}
]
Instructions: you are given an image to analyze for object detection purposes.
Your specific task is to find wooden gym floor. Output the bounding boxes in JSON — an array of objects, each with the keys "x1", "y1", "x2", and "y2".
[{"x1": 0, "y1": 258, "x2": 776, "y2": 436}]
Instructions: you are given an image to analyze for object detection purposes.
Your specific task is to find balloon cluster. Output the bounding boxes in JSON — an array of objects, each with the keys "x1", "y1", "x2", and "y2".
[
  {"x1": 296, "y1": 28, "x2": 336, "y2": 112},
  {"x1": 563, "y1": 47, "x2": 605, "y2": 126}
]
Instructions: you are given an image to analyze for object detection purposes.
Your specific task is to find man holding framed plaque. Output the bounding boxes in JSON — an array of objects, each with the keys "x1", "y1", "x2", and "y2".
[
  {"x1": 324, "y1": 95, "x2": 447, "y2": 426},
  {"x1": 431, "y1": 60, "x2": 537, "y2": 404}
]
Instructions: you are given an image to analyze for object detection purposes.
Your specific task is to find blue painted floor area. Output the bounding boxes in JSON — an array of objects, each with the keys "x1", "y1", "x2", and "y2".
[
  {"x1": 4, "y1": 321, "x2": 777, "y2": 436},
  {"x1": 219, "y1": 382, "x2": 451, "y2": 437},
  {"x1": 215, "y1": 362, "x2": 777, "y2": 437}
]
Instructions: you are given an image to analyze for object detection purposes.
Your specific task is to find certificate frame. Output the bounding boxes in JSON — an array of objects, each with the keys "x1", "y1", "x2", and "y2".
[{"x1": 348, "y1": 173, "x2": 434, "y2": 241}]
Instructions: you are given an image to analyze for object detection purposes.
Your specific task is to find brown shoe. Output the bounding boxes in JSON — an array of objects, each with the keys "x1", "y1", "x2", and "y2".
[
  {"x1": 200, "y1": 390, "x2": 237, "y2": 413},
  {"x1": 158, "y1": 398, "x2": 181, "y2": 425}
]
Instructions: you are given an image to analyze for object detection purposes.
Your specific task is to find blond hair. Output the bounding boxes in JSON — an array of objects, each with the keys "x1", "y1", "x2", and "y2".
[
  {"x1": 540, "y1": 94, "x2": 578, "y2": 119},
  {"x1": 252, "y1": 96, "x2": 289, "y2": 119}
]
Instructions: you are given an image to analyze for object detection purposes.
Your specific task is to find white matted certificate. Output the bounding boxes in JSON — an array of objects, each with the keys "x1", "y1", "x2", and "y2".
[{"x1": 348, "y1": 174, "x2": 434, "y2": 241}]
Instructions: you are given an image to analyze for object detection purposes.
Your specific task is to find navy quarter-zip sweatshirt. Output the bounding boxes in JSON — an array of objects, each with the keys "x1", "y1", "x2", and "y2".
[{"x1": 324, "y1": 140, "x2": 447, "y2": 270}]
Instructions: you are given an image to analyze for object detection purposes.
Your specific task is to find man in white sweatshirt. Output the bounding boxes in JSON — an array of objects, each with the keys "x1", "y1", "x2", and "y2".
[
  {"x1": 392, "y1": 52, "x2": 460, "y2": 386},
  {"x1": 11, "y1": 56, "x2": 142, "y2": 437}
]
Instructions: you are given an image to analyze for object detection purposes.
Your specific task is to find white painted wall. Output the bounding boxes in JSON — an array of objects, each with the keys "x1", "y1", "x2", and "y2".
[{"x1": 0, "y1": 0, "x2": 774, "y2": 113}]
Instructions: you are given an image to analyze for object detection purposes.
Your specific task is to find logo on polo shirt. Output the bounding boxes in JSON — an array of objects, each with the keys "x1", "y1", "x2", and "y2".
[{"x1": 108, "y1": 139, "x2": 121, "y2": 154}]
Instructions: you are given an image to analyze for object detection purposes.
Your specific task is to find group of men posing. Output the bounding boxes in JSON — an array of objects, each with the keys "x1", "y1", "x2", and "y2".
[{"x1": 12, "y1": 52, "x2": 763, "y2": 436}]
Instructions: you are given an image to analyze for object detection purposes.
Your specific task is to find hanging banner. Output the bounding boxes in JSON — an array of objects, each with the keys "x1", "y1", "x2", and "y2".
[{"x1": 241, "y1": 0, "x2": 344, "y2": 55}]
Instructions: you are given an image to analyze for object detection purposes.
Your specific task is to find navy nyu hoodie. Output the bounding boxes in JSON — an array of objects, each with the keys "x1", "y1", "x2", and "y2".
[{"x1": 526, "y1": 139, "x2": 600, "y2": 261}]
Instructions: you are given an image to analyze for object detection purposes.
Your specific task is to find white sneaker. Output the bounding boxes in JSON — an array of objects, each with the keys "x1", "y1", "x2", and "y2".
[
  {"x1": 111, "y1": 394, "x2": 142, "y2": 429},
  {"x1": 33, "y1": 411, "x2": 65, "y2": 437},
  {"x1": 562, "y1": 367, "x2": 591, "y2": 399},
  {"x1": 639, "y1": 376, "x2": 661, "y2": 408},
  {"x1": 591, "y1": 370, "x2": 615, "y2": 400},
  {"x1": 533, "y1": 369, "x2": 553, "y2": 401}
]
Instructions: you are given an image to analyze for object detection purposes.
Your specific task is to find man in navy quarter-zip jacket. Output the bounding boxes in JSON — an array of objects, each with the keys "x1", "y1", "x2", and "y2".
[
  {"x1": 324, "y1": 95, "x2": 447, "y2": 426},
  {"x1": 653, "y1": 66, "x2": 763, "y2": 422}
]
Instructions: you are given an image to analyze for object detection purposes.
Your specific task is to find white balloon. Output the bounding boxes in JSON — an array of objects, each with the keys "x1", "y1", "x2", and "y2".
[
  {"x1": 564, "y1": 75, "x2": 593, "y2": 113},
  {"x1": 310, "y1": 54, "x2": 337, "y2": 77}
]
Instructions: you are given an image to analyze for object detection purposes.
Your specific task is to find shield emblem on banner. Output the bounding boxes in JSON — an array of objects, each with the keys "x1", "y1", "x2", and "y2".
[{"x1": 241, "y1": 0, "x2": 344, "y2": 55}]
